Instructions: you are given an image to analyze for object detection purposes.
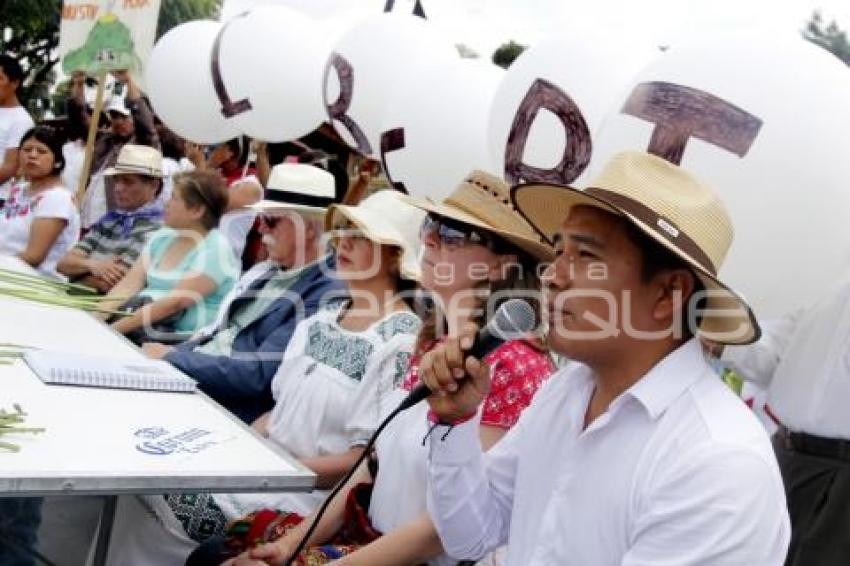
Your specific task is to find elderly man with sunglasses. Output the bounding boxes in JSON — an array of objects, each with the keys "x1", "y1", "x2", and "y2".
[{"x1": 142, "y1": 163, "x2": 345, "y2": 424}]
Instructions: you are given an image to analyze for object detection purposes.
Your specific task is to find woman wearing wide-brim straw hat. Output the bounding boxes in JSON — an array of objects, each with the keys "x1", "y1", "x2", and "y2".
[
  {"x1": 406, "y1": 172, "x2": 555, "y2": 263},
  {"x1": 214, "y1": 173, "x2": 556, "y2": 566}
]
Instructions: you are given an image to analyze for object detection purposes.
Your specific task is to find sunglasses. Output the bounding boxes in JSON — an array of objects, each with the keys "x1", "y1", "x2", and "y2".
[{"x1": 420, "y1": 214, "x2": 495, "y2": 250}]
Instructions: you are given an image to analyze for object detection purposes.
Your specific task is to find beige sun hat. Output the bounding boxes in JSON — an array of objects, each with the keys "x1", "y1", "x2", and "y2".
[
  {"x1": 250, "y1": 163, "x2": 337, "y2": 215},
  {"x1": 404, "y1": 171, "x2": 554, "y2": 261},
  {"x1": 103, "y1": 144, "x2": 163, "y2": 177},
  {"x1": 325, "y1": 189, "x2": 426, "y2": 281},
  {"x1": 511, "y1": 150, "x2": 760, "y2": 345}
]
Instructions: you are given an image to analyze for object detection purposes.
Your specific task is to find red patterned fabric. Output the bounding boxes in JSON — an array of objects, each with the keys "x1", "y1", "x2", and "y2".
[
  {"x1": 223, "y1": 483, "x2": 380, "y2": 564},
  {"x1": 403, "y1": 339, "x2": 554, "y2": 429}
]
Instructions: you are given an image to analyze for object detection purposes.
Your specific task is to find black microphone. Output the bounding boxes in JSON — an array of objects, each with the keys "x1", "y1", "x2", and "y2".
[{"x1": 398, "y1": 299, "x2": 537, "y2": 410}]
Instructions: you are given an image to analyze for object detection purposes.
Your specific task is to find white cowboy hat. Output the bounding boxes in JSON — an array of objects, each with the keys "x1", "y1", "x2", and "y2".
[{"x1": 250, "y1": 162, "x2": 336, "y2": 215}]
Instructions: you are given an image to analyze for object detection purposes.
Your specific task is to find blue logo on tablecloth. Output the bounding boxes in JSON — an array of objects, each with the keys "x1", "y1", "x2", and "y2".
[{"x1": 133, "y1": 426, "x2": 220, "y2": 456}]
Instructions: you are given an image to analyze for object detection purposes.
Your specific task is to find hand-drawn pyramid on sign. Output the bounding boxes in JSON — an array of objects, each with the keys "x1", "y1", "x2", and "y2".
[{"x1": 62, "y1": 13, "x2": 142, "y2": 75}]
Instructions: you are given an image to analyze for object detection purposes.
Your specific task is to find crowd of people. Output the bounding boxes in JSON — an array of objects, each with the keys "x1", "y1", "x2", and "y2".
[{"x1": 0, "y1": 51, "x2": 846, "y2": 566}]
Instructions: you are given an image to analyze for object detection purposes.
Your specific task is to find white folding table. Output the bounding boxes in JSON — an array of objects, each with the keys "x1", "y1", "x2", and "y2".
[{"x1": 0, "y1": 256, "x2": 314, "y2": 565}]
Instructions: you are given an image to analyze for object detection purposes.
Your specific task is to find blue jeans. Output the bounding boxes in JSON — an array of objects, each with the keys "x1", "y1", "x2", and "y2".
[{"x1": 0, "y1": 498, "x2": 43, "y2": 566}]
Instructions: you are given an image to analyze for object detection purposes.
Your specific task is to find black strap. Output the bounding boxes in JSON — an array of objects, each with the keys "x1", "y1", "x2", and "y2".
[{"x1": 262, "y1": 188, "x2": 335, "y2": 209}]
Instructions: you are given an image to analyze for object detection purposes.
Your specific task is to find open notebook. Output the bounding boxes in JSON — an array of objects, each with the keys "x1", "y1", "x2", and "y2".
[{"x1": 24, "y1": 350, "x2": 197, "y2": 393}]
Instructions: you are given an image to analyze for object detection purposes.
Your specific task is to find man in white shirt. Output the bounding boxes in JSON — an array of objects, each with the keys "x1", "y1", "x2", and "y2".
[
  {"x1": 722, "y1": 283, "x2": 850, "y2": 565},
  {"x1": 418, "y1": 151, "x2": 790, "y2": 565},
  {"x1": 0, "y1": 55, "x2": 34, "y2": 195}
]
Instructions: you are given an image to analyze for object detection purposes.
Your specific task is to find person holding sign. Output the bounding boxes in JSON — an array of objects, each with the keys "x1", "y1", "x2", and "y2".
[
  {"x1": 66, "y1": 69, "x2": 159, "y2": 228},
  {"x1": 419, "y1": 152, "x2": 790, "y2": 565}
]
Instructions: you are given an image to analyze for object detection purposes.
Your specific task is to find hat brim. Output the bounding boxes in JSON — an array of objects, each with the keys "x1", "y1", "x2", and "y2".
[
  {"x1": 248, "y1": 200, "x2": 327, "y2": 215},
  {"x1": 404, "y1": 196, "x2": 554, "y2": 262},
  {"x1": 325, "y1": 204, "x2": 421, "y2": 281},
  {"x1": 511, "y1": 182, "x2": 760, "y2": 345},
  {"x1": 103, "y1": 167, "x2": 162, "y2": 178}
]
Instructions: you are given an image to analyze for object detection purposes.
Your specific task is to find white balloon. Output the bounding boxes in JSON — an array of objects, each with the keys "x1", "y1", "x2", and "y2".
[
  {"x1": 380, "y1": 59, "x2": 503, "y2": 199},
  {"x1": 323, "y1": 13, "x2": 458, "y2": 156},
  {"x1": 591, "y1": 32, "x2": 850, "y2": 317},
  {"x1": 487, "y1": 31, "x2": 656, "y2": 185},
  {"x1": 216, "y1": 7, "x2": 330, "y2": 142},
  {"x1": 146, "y1": 21, "x2": 240, "y2": 144}
]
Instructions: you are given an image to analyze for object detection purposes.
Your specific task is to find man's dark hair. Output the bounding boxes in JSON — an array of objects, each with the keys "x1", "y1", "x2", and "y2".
[
  {"x1": 0, "y1": 55, "x2": 25, "y2": 88},
  {"x1": 621, "y1": 218, "x2": 706, "y2": 339},
  {"x1": 158, "y1": 126, "x2": 185, "y2": 161},
  {"x1": 224, "y1": 136, "x2": 250, "y2": 168}
]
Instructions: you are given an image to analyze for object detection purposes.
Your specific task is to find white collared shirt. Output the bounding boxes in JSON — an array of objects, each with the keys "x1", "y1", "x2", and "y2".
[
  {"x1": 427, "y1": 340, "x2": 789, "y2": 566},
  {"x1": 723, "y1": 277, "x2": 850, "y2": 439}
]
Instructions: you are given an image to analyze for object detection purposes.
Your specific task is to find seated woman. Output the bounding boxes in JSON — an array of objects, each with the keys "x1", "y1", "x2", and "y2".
[
  {"x1": 0, "y1": 126, "x2": 80, "y2": 278},
  {"x1": 97, "y1": 170, "x2": 239, "y2": 342},
  {"x1": 98, "y1": 189, "x2": 427, "y2": 565},
  {"x1": 205, "y1": 171, "x2": 556, "y2": 566}
]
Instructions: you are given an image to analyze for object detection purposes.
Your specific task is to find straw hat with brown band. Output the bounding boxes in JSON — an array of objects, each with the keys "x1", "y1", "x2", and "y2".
[
  {"x1": 404, "y1": 171, "x2": 555, "y2": 262},
  {"x1": 511, "y1": 151, "x2": 760, "y2": 346}
]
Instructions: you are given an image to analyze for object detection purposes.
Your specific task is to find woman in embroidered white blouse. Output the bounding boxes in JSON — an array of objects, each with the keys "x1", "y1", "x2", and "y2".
[{"x1": 102, "y1": 189, "x2": 427, "y2": 566}]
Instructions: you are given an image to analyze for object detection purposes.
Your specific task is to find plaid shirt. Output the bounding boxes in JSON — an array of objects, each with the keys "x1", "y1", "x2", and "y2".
[{"x1": 74, "y1": 203, "x2": 163, "y2": 265}]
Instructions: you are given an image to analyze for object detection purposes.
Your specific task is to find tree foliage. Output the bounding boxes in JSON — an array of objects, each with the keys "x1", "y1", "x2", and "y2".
[
  {"x1": 157, "y1": 0, "x2": 220, "y2": 40},
  {"x1": 0, "y1": 0, "x2": 220, "y2": 118},
  {"x1": 0, "y1": 0, "x2": 63, "y2": 115},
  {"x1": 492, "y1": 40, "x2": 526, "y2": 69},
  {"x1": 803, "y1": 11, "x2": 850, "y2": 66}
]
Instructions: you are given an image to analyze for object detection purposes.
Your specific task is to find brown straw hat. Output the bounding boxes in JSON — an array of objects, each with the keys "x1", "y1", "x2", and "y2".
[
  {"x1": 511, "y1": 151, "x2": 760, "y2": 345},
  {"x1": 405, "y1": 171, "x2": 554, "y2": 261}
]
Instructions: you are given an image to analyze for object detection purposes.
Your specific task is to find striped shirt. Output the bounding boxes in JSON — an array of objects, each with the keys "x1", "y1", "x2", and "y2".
[{"x1": 74, "y1": 203, "x2": 162, "y2": 266}]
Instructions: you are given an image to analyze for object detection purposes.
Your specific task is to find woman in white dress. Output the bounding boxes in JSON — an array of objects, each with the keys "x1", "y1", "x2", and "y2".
[
  {"x1": 0, "y1": 126, "x2": 80, "y2": 278},
  {"x1": 98, "y1": 189, "x2": 426, "y2": 566}
]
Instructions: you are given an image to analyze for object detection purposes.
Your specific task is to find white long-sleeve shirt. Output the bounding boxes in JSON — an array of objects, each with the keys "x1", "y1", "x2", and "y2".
[
  {"x1": 723, "y1": 278, "x2": 850, "y2": 439},
  {"x1": 427, "y1": 340, "x2": 789, "y2": 566}
]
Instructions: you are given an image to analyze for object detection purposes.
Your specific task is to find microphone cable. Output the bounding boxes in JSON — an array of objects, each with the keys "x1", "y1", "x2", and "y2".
[{"x1": 283, "y1": 396, "x2": 411, "y2": 565}]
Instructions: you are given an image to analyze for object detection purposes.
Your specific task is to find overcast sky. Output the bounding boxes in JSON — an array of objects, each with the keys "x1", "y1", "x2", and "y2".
[{"x1": 222, "y1": 0, "x2": 850, "y2": 58}]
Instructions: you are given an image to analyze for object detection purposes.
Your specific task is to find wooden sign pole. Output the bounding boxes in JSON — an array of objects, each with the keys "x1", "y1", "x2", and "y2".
[{"x1": 75, "y1": 73, "x2": 107, "y2": 205}]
